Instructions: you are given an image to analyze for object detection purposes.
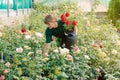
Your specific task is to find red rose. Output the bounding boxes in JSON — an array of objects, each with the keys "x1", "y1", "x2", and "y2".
[
  {"x1": 61, "y1": 14, "x2": 66, "y2": 22},
  {"x1": 72, "y1": 20, "x2": 77, "y2": 27},
  {"x1": 99, "y1": 43, "x2": 103, "y2": 48},
  {"x1": 65, "y1": 12, "x2": 70, "y2": 17},
  {"x1": 51, "y1": 37, "x2": 54, "y2": 41},
  {"x1": 61, "y1": 14, "x2": 65, "y2": 19},
  {"x1": 100, "y1": 45, "x2": 103, "y2": 48},
  {"x1": 61, "y1": 17, "x2": 66, "y2": 22},
  {"x1": 21, "y1": 28, "x2": 26, "y2": 33},
  {"x1": 65, "y1": 20, "x2": 70, "y2": 26}
]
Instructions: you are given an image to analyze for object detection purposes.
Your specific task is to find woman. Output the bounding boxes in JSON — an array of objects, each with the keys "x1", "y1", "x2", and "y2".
[{"x1": 43, "y1": 14, "x2": 77, "y2": 56}]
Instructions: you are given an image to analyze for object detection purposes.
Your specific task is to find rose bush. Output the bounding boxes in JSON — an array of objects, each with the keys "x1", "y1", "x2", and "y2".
[
  {"x1": 0, "y1": 1, "x2": 120, "y2": 80},
  {"x1": 60, "y1": 12, "x2": 78, "y2": 33}
]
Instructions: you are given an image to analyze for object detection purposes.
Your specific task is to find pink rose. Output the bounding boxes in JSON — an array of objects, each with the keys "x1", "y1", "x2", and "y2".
[
  {"x1": 16, "y1": 47, "x2": 23, "y2": 53},
  {"x1": 92, "y1": 43, "x2": 99, "y2": 48},
  {"x1": 74, "y1": 46, "x2": 79, "y2": 51},
  {"x1": 95, "y1": 68, "x2": 100, "y2": 73},
  {"x1": 0, "y1": 75, "x2": 5, "y2": 80},
  {"x1": 3, "y1": 69, "x2": 9, "y2": 74},
  {"x1": 66, "y1": 55, "x2": 73, "y2": 62},
  {"x1": 86, "y1": 21, "x2": 91, "y2": 27},
  {"x1": 44, "y1": 53, "x2": 49, "y2": 57}
]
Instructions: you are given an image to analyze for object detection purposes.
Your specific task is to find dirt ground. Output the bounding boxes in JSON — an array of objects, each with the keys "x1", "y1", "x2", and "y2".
[{"x1": 0, "y1": 9, "x2": 31, "y2": 27}]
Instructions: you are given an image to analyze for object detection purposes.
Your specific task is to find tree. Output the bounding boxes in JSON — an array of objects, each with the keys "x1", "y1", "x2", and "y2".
[{"x1": 108, "y1": 0, "x2": 120, "y2": 28}]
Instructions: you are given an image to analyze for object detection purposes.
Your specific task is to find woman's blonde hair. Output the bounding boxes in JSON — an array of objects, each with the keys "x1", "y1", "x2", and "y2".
[{"x1": 44, "y1": 15, "x2": 57, "y2": 24}]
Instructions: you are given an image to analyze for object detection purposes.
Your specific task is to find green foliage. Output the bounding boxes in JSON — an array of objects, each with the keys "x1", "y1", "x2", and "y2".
[
  {"x1": 115, "y1": 19, "x2": 120, "y2": 29},
  {"x1": 108, "y1": 0, "x2": 120, "y2": 28}
]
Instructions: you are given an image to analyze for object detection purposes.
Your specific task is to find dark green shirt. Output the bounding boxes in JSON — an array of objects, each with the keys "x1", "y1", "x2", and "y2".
[{"x1": 45, "y1": 20, "x2": 65, "y2": 43}]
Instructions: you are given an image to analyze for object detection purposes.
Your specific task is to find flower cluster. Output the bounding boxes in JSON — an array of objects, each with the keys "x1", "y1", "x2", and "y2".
[{"x1": 60, "y1": 12, "x2": 77, "y2": 32}]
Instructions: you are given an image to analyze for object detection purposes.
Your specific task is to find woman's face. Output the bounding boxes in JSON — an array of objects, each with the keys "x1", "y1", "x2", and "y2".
[{"x1": 46, "y1": 21, "x2": 58, "y2": 29}]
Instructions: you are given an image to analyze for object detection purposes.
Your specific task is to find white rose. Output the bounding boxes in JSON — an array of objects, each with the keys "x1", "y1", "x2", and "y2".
[
  {"x1": 25, "y1": 34, "x2": 31, "y2": 39},
  {"x1": 0, "y1": 32, "x2": 2, "y2": 37},
  {"x1": 53, "y1": 49, "x2": 59, "y2": 53},
  {"x1": 35, "y1": 32, "x2": 43, "y2": 38},
  {"x1": 24, "y1": 45, "x2": 31, "y2": 50},
  {"x1": 116, "y1": 40, "x2": 120, "y2": 46},
  {"x1": 28, "y1": 52, "x2": 34, "y2": 56},
  {"x1": 5, "y1": 62, "x2": 11, "y2": 67},
  {"x1": 36, "y1": 50, "x2": 42, "y2": 54},
  {"x1": 111, "y1": 49, "x2": 117, "y2": 55},
  {"x1": 60, "y1": 48, "x2": 69, "y2": 55},
  {"x1": 84, "y1": 55, "x2": 90, "y2": 60}
]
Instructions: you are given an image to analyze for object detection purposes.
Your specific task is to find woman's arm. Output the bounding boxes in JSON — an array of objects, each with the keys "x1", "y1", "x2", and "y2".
[
  {"x1": 43, "y1": 43, "x2": 51, "y2": 56},
  {"x1": 74, "y1": 26, "x2": 78, "y2": 35}
]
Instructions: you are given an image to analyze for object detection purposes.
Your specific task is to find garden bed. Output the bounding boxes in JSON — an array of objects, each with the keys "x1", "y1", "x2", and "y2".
[{"x1": 0, "y1": 1, "x2": 120, "y2": 80}]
